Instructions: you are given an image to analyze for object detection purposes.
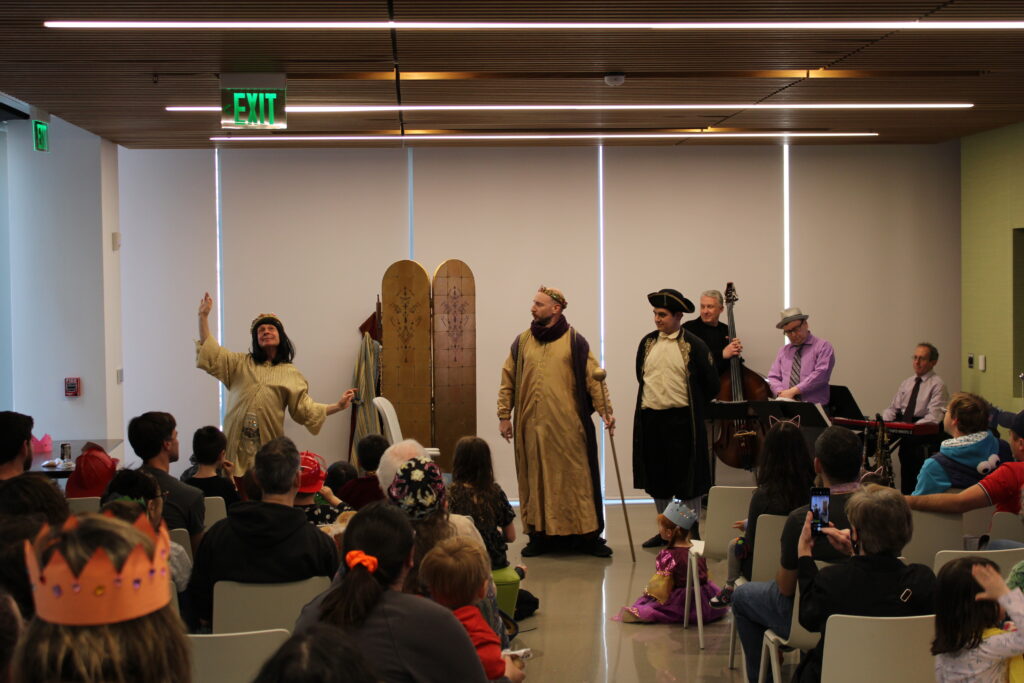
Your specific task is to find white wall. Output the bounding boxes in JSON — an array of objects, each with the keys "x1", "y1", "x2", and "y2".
[
  {"x1": 119, "y1": 148, "x2": 217, "y2": 473},
  {"x1": 790, "y1": 143, "x2": 962, "y2": 416},
  {"x1": 219, "y1": 148, "x2": 409, "y2": 463},
  {"x1": 7, "y1": 117, "x2": 121, "y2": 451}
]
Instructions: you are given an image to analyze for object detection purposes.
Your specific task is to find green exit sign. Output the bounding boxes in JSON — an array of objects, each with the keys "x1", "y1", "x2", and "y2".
[
  {"x1": 221, "y1": 89, "x2": 287, "y2": 130},
  {"x1": 32, "y1": 120, "x2": 49, "y2": 152}
]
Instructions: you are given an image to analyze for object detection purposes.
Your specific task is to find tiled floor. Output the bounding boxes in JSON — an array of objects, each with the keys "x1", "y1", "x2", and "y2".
[{"x1": 505, "y1": 464, "x2": 794, "y2": 682}]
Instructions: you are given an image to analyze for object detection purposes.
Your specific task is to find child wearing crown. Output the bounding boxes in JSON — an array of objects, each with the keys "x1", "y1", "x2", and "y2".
[
  {"x1": 12, "y1": 513, "x2": 190, "y2": 683},
  {"x1": 617, "y1": 501, "x2": 729, "y2": 624}
]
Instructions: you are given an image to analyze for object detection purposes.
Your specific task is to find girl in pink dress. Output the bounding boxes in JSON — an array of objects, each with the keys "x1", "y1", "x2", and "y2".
[{"x1": 618, "y1": 500, "x2": 729, "y2": 624}]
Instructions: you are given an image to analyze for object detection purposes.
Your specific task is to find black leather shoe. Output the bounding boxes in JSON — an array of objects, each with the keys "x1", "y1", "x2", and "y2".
[
  {"x1": 641, "y1": 534, "x2": 668, "y2": 548},
  {"x1": 521, "y1": 538, "x2": 548, "y2": 557},
  {"x1": 578, "y1": 538, "x2": 613, "y2": 557}
]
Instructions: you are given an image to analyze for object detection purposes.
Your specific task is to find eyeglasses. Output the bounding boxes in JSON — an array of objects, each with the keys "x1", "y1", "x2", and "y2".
[{"x1": 782, "y1": 321, "x2": 806, "y2": 336}]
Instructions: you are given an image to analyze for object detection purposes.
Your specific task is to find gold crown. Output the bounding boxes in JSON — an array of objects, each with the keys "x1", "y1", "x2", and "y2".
[
  {"x1": 26, "y1": 514, "x2": 171, "y2": 626},
  {"x1": 538, "y1": 285, "x2": 567, "y2": 309}
]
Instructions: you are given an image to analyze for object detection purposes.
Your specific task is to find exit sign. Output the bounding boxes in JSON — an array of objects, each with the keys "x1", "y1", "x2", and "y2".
[
  {"x1": 221, "y1": 89, "x2": 287, "y2": 130},
  {"x1": 32, "y1": 120, "x2": 49, "y2": 152}
]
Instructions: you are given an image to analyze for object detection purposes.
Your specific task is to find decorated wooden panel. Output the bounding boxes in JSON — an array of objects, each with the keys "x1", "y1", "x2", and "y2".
[
  {"x1": 381, "y1": 260, "x2": 433, "y2": 448},
  {"x1": 432, "y1": 259, "x2": 477, "y2": 471}
]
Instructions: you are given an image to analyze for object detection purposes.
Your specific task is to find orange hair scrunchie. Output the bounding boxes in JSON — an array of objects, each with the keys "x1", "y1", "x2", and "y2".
[{"x1": 345, "y1": 550, "x2": 379, "y2": 574}]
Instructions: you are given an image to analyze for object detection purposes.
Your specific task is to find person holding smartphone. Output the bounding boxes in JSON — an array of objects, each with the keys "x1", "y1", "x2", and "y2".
[{"x1": 731, "y1": 426, "x2": 863, "y2": 683}]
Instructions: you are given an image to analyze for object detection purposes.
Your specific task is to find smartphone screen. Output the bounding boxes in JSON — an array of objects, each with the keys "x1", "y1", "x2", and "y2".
[{"x1": 810, "y1": 487, "x2": 830, "y2": 535}]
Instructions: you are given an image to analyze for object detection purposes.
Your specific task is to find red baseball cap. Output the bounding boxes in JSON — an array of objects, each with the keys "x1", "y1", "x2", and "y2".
[
  {"x1": 66, "y1": 445, "x2": 119, "y2": 498},
  {"x1": 299, "y1": 451, "x2": 327, "y2": 494}
]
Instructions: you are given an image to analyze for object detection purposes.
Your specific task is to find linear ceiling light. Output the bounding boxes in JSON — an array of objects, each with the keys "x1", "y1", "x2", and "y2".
[
  {"x1": 210, "y1": 132, "x2": 878, "y2": 142},
  {"x1": 169, "y1": 103, "x2": 972, "y2": 113},
  {"x1": 45, "y1": 20, "x2": 1024, "y2": 30}
]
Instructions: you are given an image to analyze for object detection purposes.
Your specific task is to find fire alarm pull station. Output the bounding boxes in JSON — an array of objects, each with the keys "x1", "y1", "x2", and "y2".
[{"x1": 64, "y1": 377, "x2": 81, "y2": 397}]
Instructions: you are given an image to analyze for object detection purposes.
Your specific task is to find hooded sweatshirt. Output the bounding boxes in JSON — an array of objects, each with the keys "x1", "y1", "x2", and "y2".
[
  {"x1": 187, "y1": 500, "x2": 339, "y2": 623},
  {"x1": 913, "y1": 431, "x2": 1007, "y2": 495}
]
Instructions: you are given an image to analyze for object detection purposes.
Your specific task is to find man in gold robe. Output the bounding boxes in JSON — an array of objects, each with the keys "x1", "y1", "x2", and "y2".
[{"x1": 498, "y1": 286, "x2": 614, "y2": 557}]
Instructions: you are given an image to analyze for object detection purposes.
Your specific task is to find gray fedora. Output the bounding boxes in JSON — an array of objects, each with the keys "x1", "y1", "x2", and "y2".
[{"x1": 776, "y1": 307, "x2": 809, "y2": 329}]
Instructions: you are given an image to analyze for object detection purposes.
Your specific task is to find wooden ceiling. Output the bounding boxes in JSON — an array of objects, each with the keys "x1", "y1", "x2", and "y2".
[{"x1": 2, "y1": 1, "x2": 1024, "y2": 148}]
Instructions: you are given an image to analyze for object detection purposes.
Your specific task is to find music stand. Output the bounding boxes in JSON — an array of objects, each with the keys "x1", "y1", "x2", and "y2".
[{"x1": 827, "y1": 385, "x2": 862, "y2": 419}]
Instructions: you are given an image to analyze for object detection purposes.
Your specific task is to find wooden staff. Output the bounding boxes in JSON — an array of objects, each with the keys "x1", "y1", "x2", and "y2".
[{"x1": 593, "y1": 367, "x2": 636, "y2": 563}]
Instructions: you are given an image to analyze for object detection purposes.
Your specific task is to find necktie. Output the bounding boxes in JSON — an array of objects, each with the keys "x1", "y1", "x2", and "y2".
[
  {"x1": 904, "y1": 377, "x2": 922, "y2": 422},
  {"x1": 789, "y1": 345, "x2": 803, "y2": 388}
]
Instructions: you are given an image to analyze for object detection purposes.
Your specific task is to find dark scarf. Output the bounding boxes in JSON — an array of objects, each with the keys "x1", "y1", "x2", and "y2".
[{"x1": 530, "y1": 315, "x2": 569, "y2": 342}]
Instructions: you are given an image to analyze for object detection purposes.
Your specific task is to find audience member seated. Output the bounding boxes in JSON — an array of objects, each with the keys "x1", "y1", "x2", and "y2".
[
  {"x1": 933, "y1": 557, "x2": 1024, "y2": 681},
  {"x1": 0, "y1": 589, "x2": 20, "y2": 683},
  {"x1": 296, "y1": 501, "x2": 488, "y2": 682},
  {"x1": 619, "y1": 501, "x2": 728, "y2": 626},
  {"x1": 421, "y1": 537, "x2": 526, "y2": 682},
  {"x1": 101, "y1": 469, "x2": 192, "y2": 593},
  {"x1": 449, "y1": 436, "x2": 518, "y2": 571},
  {"x1": 182, "y1": 426, "x2": 240, "y2": 506},
  {"x1": 252, "y1": 623, "x2": 376, "y2": 683},
  {"x1": 324, "y1": 459, "x2": 357, "y2": 493},
  {"x1": 10, "y1": 514, "x2": 191, "y2": 683},
  {"x1": 0, "y1": 517, "x2": 44, "y2": 622},
  {"x1": 0, "y1": 473, "x2": 69, "y2": 524},
  {"x1": 914, "y1": 392, "x2": 1007, "y2": 495},
  {"x1": 0, "y1": 411, "x2": 33, "y2": 481},
  {"x1": 294, "y1": 450, "x2": 350, "y2": 526},
  {"x1": 128, "y1": 411, "x2": 205, "y2": 549},
  {"x1": 794, "y1": 484, "x2": 936, "y2": 682},
  {"x1": 186, "y1": 436, "x2": 339, "y2": 629},
  {"x1": 340, "y1": 434, "x2": 387, "y2": 509},
  {"x1": 711, "y1": 418, "x2": 815, "y2": 607},
  {"x1": 732, "y1": 425, "x2": 863, "y2": 683},
  {"x1": 64, "y1": 443, "x2": 118, "y2": 499},
  {"x1": 376, "y1": 438, "x2": 423, "y2": 493},
  {"x1": 906, "y1": 408, "x2": 1024, "y2": 532}
]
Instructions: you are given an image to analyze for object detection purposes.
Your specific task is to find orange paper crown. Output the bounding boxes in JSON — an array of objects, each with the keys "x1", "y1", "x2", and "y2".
[{"x1": 25, "y1": 514, "x2": 171, "y2": 626}]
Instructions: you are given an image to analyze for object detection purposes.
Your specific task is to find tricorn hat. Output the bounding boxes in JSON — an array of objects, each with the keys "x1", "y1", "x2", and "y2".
[
  {"x1": 776, "y1": 307, "x2": 809, "y2": 330},
  {"x1": 647, "y1": 289, "x2": 695, "y2": 314}
]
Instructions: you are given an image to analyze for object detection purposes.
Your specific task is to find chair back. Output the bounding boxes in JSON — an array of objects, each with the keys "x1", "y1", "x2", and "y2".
[
  {"x1": 372, "y1": 396, "x2": 403, "y2": 444},
  {"x1": 901, "y1": 509, "x2": 964, "y2": 565},
  {"x1": 820, "y1": 614, "x2": 935, "y2": 683},
  {"x1": 66, "y1": 496, "x2": 101, "y2": 515},
  {"x1": 934, "y1": 548, "x2": 1024, "y2": 576},
  {"x1": 702, "y1": 486, "x2": 756, "y2": 561},
  {"x1": 204, "y1": 496, "x2": 227, "y2": 530},
  {"x1": 169, "y1": 527, "x2": 192, "y2": 562},
  {"x1": 750, "y1": 514, "x2": 788, "y2": 581},
  {"x1": 213, "y1": 576, "x2": 331, "y2": 634},
  {"x1": 189, "y1": 629, "x2": 290, "y2": 683},
  {"x1": 784, "y1": 583, "x2": 821, "y2": 652},
  {"x1": 990, "y1": 511, "x2": 1024, "y2": 543},
  {"x1": 962, "y1": 505, "x2": 996, "y2": 537}
]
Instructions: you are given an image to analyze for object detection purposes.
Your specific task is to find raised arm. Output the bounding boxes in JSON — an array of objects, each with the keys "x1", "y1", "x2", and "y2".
[{"x1": 198, "y1": 292, "x2": 213, "y2": 342}]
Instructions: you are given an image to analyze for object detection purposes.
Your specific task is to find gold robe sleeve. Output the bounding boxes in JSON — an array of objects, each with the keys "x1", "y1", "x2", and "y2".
[
  {"x1": 286, "y1": 371, "x2": 329, "y2": 436},
  {"x1": 585, "y1": 350, "x2": 611, "y2": 417},
  {"x1": 497, "y1": 352, "x2": 516, "y2": 420},
  {"x1": 195, "y1": 335, "x2": 246, "y2": 388}
]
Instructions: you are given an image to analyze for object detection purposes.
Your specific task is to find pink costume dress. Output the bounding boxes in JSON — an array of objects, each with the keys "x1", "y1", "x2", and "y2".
[{"x1": 622, "y1": 546, "x2": 729, "y2": 624}]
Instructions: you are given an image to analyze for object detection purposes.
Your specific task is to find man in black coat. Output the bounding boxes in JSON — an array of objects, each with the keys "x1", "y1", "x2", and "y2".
[{"x1": 632, "y1": 288, "x2": 718, "y2": 548}]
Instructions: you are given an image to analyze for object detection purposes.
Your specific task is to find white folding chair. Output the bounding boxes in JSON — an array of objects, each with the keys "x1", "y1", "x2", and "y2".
[
  {"x1": 189, "y1": 629, "x2": 290, "y2": 683},
  {"x1": 728, "y1": 513, "x2": 788, "y2": 670},
  {"x1": 683, "y1": 485, "x2": 755, "y2": 649},
  {"x1": 900, "y1": 509, "x2": 965, "y2": 565},
  {"x1": 372, "y1": 396, "x2": 441, "y2": 460},
  {"x1": 66, "y1": 496, "x2": 101, "y2": 515},
  {"x1": 204, "y1": 496, "x2": 227, "y2": 530},
  {"x1": 989, "y1": 511, "x2": 1024, "y2": 544},
  {"x1": 819, "y1": 614, "x2": 935, "y2": 683},
  {"x1": 934, "y1": 548, "x2": 1024, "y2": 576},
  {"x1": 212, "y1": 576, "x2": 331, "y2": 634},
  {"x1": 962, "y1": 505, "x2": 996, "y2": 537},
  {"x1": 169, "y1": 527, "x2": 192, "y2": 562},
  {"x1": 757, "y1": 580, "x2": 822, "y2": 683}
]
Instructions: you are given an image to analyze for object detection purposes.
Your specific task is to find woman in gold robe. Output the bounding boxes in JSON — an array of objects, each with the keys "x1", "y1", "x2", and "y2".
[{"x1": 196, "y1": 293, "x2": 355, "y2": 477}]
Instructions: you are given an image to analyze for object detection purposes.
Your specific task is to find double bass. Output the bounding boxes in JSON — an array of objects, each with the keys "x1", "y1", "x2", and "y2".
[{"x1": 713, "y1": 282, "x2": 771, "y2": 469}]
